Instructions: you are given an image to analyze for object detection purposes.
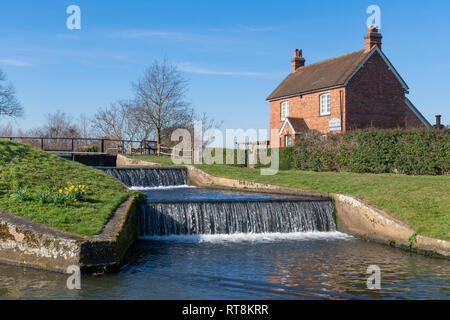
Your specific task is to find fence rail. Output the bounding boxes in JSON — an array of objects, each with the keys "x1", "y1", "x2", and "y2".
[{"x1": 0, "y1": 136, "x2": 157, "y2": 155}]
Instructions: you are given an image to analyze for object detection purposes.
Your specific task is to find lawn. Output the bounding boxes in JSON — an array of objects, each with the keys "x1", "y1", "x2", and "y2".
[
  {"x1": 0, "y1": 140, "x2": 130, "y2": 235},
  {"x1": 130, "y1": 154, "x2": 450, "y2": 240}
]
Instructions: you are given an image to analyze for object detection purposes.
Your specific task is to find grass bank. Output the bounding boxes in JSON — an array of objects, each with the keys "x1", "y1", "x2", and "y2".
[
  {"x1": 0, "y1": 140, "x2": 130, "y2": 235},
  {"x1": 130, "y1": 154, "x2": 450, "y2": 241}
]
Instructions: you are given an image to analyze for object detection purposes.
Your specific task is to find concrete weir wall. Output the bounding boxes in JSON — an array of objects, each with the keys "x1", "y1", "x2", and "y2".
[
  {"x1": 117, "y1": 155, "x2": 449, "y2": 258},
  {"x1": 0, "y1": 197, "x2": 138, "y2": 273}
]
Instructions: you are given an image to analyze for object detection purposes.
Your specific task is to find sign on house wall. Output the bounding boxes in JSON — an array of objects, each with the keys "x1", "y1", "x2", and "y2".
[{"x1": 329, "y1": 117, "x2": 342, "y2": 131}]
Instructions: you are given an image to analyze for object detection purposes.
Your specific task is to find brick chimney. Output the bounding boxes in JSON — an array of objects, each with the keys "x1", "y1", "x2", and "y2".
[
  {"x1": 364, "y1": 26, "x2": 382, "y2": 51},
  {"x1": 435, "y1": 115, "x2": 442, "y2": 128},
  {"x1": 291, "y1": 49, "x2": 305, "y2": 73}
]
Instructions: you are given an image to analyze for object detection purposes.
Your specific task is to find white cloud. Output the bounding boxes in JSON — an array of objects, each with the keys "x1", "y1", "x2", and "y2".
[
  {"x1": 176, "y1": 62, "x2": 279, "y2": 78},
  {"x1": 0, "y1": 59, "x2": 31, "y2": 67}
]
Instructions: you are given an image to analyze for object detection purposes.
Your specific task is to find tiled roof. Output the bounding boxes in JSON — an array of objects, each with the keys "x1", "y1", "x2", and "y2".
[
  {"x1": 267, "y1": 48, "x2": 374, "y2": 101},
  {"x1": 286, "y1": 117, "x2": 309, "y2": 133}
]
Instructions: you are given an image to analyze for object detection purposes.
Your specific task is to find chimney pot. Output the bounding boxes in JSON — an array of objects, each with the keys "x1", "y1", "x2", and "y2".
[{"x1": 291, "y1": 48, "x2": 305, "y2": 73}]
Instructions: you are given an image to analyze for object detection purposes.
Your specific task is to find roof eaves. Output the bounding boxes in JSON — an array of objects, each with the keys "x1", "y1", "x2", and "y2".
[
  {"x1": 267, "y1": 84, "x2": 346, "y2": 102},
  {"x1": 405, "y1": 97, "x2": 431, "y2": 128},
  {"x1": 343, "y1": 46, "x2": 409, "y2": 92}
]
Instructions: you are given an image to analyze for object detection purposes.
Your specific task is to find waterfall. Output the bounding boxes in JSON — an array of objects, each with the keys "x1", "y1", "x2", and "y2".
[
  {"x1": 98, "y1": 166, "x2": 337, "y2": 237},
  {"x1": 98, "y1": 167, "x2": 188, "y2": 187},
  {"x1": 139, "y1": 200, "x2": 336, "y2": 236}
]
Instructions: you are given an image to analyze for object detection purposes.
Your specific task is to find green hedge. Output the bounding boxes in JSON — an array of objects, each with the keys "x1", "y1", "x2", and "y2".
[
  {"x1": 292, "y1": 128, "x2": 449, "y2": 175},
  {"x1": 202, "y1": 148, "x2": 294, "y2": 170}
]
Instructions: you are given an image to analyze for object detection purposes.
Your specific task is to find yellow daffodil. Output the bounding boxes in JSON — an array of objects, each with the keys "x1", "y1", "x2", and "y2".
[{"x1": 58, "y1": 189, "x2": 62, "y2": 193}]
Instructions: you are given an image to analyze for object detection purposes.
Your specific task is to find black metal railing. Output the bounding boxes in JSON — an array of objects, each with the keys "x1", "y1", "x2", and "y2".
[{"x1": 0, "y1": 136, "x2": 157, "y2": 155}]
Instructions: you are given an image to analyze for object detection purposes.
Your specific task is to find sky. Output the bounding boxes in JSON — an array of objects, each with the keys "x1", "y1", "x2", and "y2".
[{"x1": 0, "y1": 0, "x2": 449, "y2": 138}]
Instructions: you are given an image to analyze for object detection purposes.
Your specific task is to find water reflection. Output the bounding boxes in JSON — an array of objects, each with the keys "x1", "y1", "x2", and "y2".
[{"x1": 0, "y1": 237, "x2": 449, "y2": 299}]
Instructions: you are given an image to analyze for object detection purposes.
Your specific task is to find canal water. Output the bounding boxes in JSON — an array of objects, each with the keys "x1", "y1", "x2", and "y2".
[
  {"x1": 0, "y1": 168, "x2": 448, "y2": 299},
  {"x1": 0, "y1": 232, "x2": 449, "y2": 299}
]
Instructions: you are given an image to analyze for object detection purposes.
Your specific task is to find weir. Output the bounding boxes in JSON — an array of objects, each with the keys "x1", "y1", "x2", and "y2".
[
  {"x1": 97, "y1": 166, "x2": 188, "y2": 187},
  {"x1": 99, "y1": 166, "x2": 337, "y2": 237},
  {"x1": 140, "y1": 200, "x2": 336, "y2": 236}
]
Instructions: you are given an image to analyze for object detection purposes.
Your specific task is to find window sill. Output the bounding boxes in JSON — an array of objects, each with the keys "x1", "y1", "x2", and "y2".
[{"x1": 319, "y1": 113, "x2": 331, "y2": 117}]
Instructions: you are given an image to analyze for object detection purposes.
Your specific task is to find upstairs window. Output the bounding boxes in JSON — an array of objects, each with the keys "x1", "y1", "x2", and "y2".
[
  {"x1": 320, "y1": 93, "x2": 331, "y2": 116},
  {"x1": 281, "y1": 101, "x2": 289, "y2": 121}
]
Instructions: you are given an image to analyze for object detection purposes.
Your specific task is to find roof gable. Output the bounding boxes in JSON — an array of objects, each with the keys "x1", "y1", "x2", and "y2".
[
  {"x1": 279, "y1": 117, "x2": 309, "y2": 135},
  {"x1": 344, "y1": 47, "x2": 409, "y2": 92}
]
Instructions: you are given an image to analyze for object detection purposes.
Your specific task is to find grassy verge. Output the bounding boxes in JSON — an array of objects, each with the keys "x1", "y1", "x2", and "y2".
[
  {"x1": 0, "y1": 140, "x2": 130, "y2": 235},
  {"x1": 130, "y1": 154, "x2": 450, "y2": 240}
]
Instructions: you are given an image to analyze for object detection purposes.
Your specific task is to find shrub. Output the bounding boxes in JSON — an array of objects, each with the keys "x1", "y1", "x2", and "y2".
[
  {"x1": 279, "y1": 147, "x2": 295, "y2": 170},
  {"x1": 75, "y1": 145, "x2": 99, "y2": 152},
  {"x1": 86, "y1": 145, "x2": 99, "y2": 152},
  {"x1": 289, "y1": 128, "x2": 449, "y2": 175}
]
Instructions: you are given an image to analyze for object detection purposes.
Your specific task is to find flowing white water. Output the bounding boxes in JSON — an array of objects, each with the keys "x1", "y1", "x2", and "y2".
[
  {"x1": 139, "y1": 200, "x2": 337, "y2": 236},
  {"x1": 98, "y1": 167, "x2": 188, "y2": 187},
  {"x1": 139, "y1": 231, "x2": 353, "y2": 243},
  {"x1": 129, "y1": 185, "x2": 195, "y2": 191}
]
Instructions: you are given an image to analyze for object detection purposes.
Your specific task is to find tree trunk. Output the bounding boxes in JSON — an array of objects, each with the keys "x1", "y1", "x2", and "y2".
[{"x1": 156, "y1": 127, "x2": 161, "y2": 156}]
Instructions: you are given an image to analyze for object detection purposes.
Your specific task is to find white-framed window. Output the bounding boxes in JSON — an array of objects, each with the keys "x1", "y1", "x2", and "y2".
[
  {"x1": 285, "y1": 134, "x2": 292, "y2": 147},
  {"x1": 320, "y1": 93, "x2": 331, "y2": 116},
  {"x1": 281, "y1": 101, "x2": 289, "y2": 121}
]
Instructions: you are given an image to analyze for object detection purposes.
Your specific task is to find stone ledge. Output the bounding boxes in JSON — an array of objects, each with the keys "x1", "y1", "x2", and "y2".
[
  {"x1": 116, "y1": 155, "x2": 449, "y2": 258},
  {"x1": 0, "y1": 196, "x2": 138, "y2": 274},
  {"x1": 332, "y1": 194, "x2": 449, "y2": 258}
]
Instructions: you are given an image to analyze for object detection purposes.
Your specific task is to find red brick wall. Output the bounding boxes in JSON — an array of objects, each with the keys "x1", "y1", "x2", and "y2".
[
  {"x1": 345, "y1": 50, "x2": 424, "y2": 129},
  {"x1": 269, "y1": 87, "x2": 345, "y2": 146}
]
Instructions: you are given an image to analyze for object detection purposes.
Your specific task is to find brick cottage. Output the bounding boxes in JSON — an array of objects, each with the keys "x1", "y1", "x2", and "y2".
[{"x1": 267, "y1": 26, "x2": 431, "y2": 147}]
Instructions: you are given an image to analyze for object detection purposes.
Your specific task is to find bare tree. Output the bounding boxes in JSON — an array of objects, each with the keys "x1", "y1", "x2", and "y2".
[
  {"x1": 25, "y1": 110, "x2": 80, "y2": 150},
  {"x1": 0, "y1": 69, "x2": 24, "y2": 119},
  {"x1": 196, "y1": 112, "x2": 223, "y2": 148},
  {"x1": 40, "y1": 110, "x2": 80, "y2": 138},
  {"x1": 133, "y1": 58, "x2": 192, "y2": 155},
  {"x1": 77, "y1": 114, "x2": 94, "y2": 139},
  {"x1": 92, "y1": 100, "x2": 148, "y2": 141},
  {"x1": 0, "y1": 122, "x2": 14, "y2": 137},
  {"x1": 92, "y1": 102, "x2": 126, "y2": 140}
]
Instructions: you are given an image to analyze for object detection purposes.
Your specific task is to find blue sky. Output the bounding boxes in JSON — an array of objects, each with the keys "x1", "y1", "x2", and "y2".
[{"x1": 0, "y1": 0, "x2": 449, "y2": 134}]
